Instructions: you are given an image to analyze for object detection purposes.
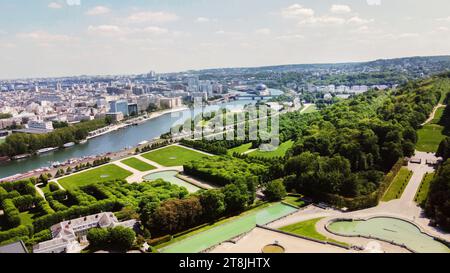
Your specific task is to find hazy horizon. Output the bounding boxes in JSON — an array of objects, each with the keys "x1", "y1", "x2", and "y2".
[{"x1": 1, "y1": 53, "x2": 450, "y2": 81}]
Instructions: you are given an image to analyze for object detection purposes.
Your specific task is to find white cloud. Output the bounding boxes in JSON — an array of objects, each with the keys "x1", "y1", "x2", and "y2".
[
  {"x1": 399, "y1": 33, "x2": 419, "y2": 38},
  {"x1": 281, "y1": 4, "x2": 315, "y2": 19},
  {"x1": 87, "y1": 25, "x2": 169, "y2": 37},
  {"x1": 66, "y1": 0, "x2": 80, "y2": 6},
  {"x1": 17, "y1": 31, "x2": 74, "y2": 42},
  {"x1": 330, "y1": 5, "x2": 352, "y2": 14},
  {"x1": 48, "y1": 2, "x2": 63, "y2": 9},
  {"x1": 215, "y1": 30, "x2": 226, "y2": 35},
  {"x1": 437, "y1": 26, "x2": 449, "y2": 32},
  {"x1": 86, "y1": 6, "x2": 110, "y2": 16},
  {"x1": 196, "y1": 17, "x2": 210, "y2": 23},
  {"x1": 0, "y1": 42, "x2": 15, "y2": 48},
  {"x1": 347, "y1": 16, "x2": 374, "y2": 25},
  {"x1": 299, "y1": 16, "x2": 346, "y2": 25},
  {"x1": 87, "y1": 25, "x2": 122, "y2": 36},
  {"x1": 366, "y1": 0, "x2": 381, "y2": 6},
  {"x1": 436, "y1": 16, "x2": 450, "y2": 22},
  {"x1": 275, "y1": 34, "x2": 305, "y2": 41},
  {"x1": 126, "y1": 11, "x2": 179, "y2": 24},
  {"x1": 255, "y1": 28, "x2": 271, "y2": 35}
]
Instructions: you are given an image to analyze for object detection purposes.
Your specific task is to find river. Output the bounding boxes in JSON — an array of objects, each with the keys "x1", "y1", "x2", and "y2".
[{"x1": 0, "y1": 89, "x2": 283, "y2": 179}]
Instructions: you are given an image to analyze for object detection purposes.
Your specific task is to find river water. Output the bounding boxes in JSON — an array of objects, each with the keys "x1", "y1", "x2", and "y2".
[{"x1": 0, "y1": 90, "x2": 282, "y2": 178}]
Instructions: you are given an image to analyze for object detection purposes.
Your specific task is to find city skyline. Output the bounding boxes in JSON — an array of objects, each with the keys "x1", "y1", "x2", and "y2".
[{"x1": 0, "y1": 0, "x2": 449, "y2": 79}]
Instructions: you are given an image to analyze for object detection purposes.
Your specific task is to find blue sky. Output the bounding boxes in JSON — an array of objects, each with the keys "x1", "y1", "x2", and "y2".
[{"x1": 0, "y1": 0, "x2": 449, "y2": 79}]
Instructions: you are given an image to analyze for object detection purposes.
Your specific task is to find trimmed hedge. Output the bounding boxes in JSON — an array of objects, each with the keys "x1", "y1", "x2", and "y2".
[
  {"x1": 0, "y1": 225, "x2": 31, "y2": 243},
  {"x1": 33, "y1": 199, "x2": 123, "y2": 232},
  {"x1": 1, "y1": 199, "x2": 21, "y2": 228}
]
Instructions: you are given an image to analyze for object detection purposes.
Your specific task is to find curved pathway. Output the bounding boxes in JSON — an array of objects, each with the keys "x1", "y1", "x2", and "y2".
[{"x1": 421, "y1": 104, "x2": 444, "y2": 126}]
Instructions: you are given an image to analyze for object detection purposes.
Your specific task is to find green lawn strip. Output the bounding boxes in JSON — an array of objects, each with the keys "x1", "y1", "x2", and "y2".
[
  {"x1": 121, "y1": 157, "x2": 156, "y2": 172},
  {"x1": 416, "y1": 124, "x2": 447, "y2": 152},
  {"x1": 0, "y1": 138, "x2": 5, "y2": 145},
  {"x1": 283, "y1": 195, "x2": 305, "y2": 208},
  {"x1": 58, "y1": 164, "x2": 133, "y2": 190},
  {"x1": 248, "y1": 140, "x2": 294, "y2": 158},
  {"x1": 415, "y1": 172, "x2": 435, "y2": 206},
  {"x1": 279, "y1": 217, "x2": 348, "y2": 247},
  {"x1": 302, "y1": 105, "x2": 318, "y2": 114},
  {"x1": 142, "y1": 145, "x2": 209, "y2": 167},
  {"x1": 431, "y1": 107, "x2": 445, "y2": 124},
  {"x1": 227, "y1": 143, "x2": 252, "y2": 155},
  {"x1": 155, "y1": 202, "x2": 271, "y2": 250},
  {"x1": 382, "y1": 167, "x2": 413, "y2": 202}
]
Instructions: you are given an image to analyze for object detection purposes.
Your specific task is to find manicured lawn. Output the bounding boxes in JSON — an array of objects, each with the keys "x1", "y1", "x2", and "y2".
[
  {"x1": 415, "y1": 172, "x2": 435, "y2": 206},
  {"x1": 58, "y1": 164, "x2": 133, "y2": 190},
  {"x1": 416, "y1": 124, "x2": 447, "y2": 152},
  {"x1": 248, "y1": 140, "x2": 294, "y2": 158},
  {"x1": 431, "y1": 107, "x2": 445, "y2": 124},
  {"x1": 283, "y1": 195, "x2": 305, "y2": 208},
  {"x1": 382, "y1": 167, "x2": 413, "y2": 202},
  {"x1": 121, "y1": 157, "x2": 156, "y2": 172},
  {"x1": 0, "y1": 138, "x2": 5, "y2": 144},
  {"x1": 228, "y1": 143, "x2": 252, "y2": 155},
  {"x1": 279, "y1": 217, "x2": 348, "y2": 246},
  {"x1": 142, "y1": 145, "x2": 209, "y2": 167}
]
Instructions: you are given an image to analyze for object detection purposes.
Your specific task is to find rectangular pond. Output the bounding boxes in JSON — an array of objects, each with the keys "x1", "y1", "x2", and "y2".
[{"x1": 160, "y1": 202, "x2": 297, "y2": 253}]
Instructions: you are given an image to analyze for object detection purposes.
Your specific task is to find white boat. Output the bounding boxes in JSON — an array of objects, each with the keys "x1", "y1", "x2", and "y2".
[
  {"x1": 138, "y1": 140, "x2": 149, "y2": 146},
  {"x1": 79, "y1": 139, "x2": 88, "y2": 144},
  {"x1": 36, "y1": 147, "x2": 58, "y2": 155},
  {"x1": 63, "y1": 142, "x2": 75, "y2": 148},
  {"x1": 12, "y1": 154, "x2": 31, "y2": 160},
  {"x1": 51, "y1": 161, "x2": 62, "y2": 168}
]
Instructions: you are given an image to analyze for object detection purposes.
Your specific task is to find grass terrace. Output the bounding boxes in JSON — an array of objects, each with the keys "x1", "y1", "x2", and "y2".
[
  {"x1": 58, "y1": 164, "x2": 133, "y2": 190},
  {"x1": 121, "y1": 157, "x2": 156, "y2": 172},
  {"x1": 248, "y1": 140, "x2": 294, "y2": 158},
  {"x1": 227, "y1": 143, "x2": 252, "y2": 155},
  {"x1": 279, "y1": 217, "x2": 348, "y2": 247},
  {"x1": 382, "y1": 167, "x2": 413, "y2": 202},
  {"x1": 416, "y1": 124, "x2": 447, "y2": 152},
  {"x1": 415, "y1": 172, "x2": 435, "y2": 206},
  {"x1": 283, "y1": 195, "x2": 305, "y2": 208},
  {"x1": 416, "y1": 105, "x2": 448, "y2": 152},
  {"x1": 142, "y1": 145, "x2": 209, "y2": 167}
]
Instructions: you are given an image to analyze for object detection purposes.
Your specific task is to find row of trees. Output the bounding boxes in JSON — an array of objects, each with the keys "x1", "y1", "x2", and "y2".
[
  {"x1": 140, "y1": 178, "x2": 257, "y2": 236},
  {"x1": 183, "y1": 156, "x2": 268, "y2": 186},
  {"x1": 425, "y1": 159, "x2": 450, "y2": 231},
  {"x1": 0, "y1": 118, "x2": 108, "y2": 157}
]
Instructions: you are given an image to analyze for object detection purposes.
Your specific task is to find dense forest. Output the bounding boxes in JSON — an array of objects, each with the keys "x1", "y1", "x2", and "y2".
[
  {"x1": 426, "y1": 93, "x2": 450, "y2": 231},
  {"x1": 183, "y1": 73, "x2": 447, "y2": 210},
  {"x1": 425, "y1": 159, "x2": 450, "y2": 231},
  {"x1": 0, "y1": 118, "x2": 108, "y2": 157}
]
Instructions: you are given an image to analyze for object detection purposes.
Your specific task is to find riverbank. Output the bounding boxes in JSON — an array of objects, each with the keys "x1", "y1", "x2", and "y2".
[{"x1": 0, "y1": 97, "x2": 284, "y2": 180}]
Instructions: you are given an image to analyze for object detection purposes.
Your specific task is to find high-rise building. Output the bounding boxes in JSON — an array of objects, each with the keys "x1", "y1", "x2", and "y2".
[{"x1": 109, "y1": 100, "x2": 129, "y2": 116}]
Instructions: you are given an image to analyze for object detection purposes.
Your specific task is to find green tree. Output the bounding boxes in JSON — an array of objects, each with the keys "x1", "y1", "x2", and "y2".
[
  {"x1": 264, "y1": 179, "x2": 287, "y2": 201},
  {"x1": 87, "y1": 228, "x2": 110, "y2": 247},
  {"x1": 199, "y1": 190, "x2": 225, "y2": 221},
  {"x1": 109, "y1": 226, "x2": 136, "y2": 250}
]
